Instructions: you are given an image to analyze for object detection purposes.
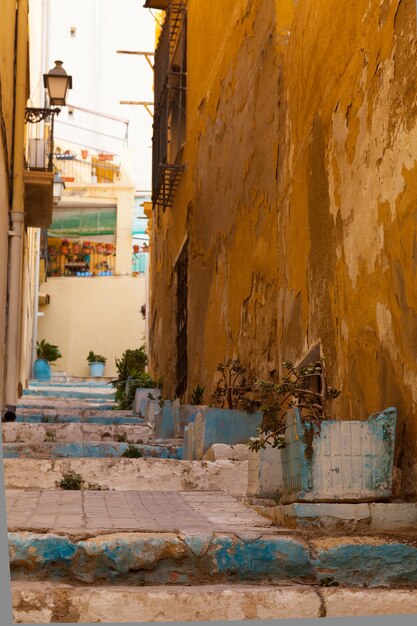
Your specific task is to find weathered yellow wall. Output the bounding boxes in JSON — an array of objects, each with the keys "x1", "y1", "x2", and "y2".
[
  {"x1": 150, "y1": 0, "x2": 417, "y2": 496},
  {"x1": 0, "y1": 2, "x2": 17, "y2": 407},
  {"x1": 0, "y1": 2, "x2": 37, "y2": 404},
  {"x1": 38, "y1": 276, "x2": 146, "y2": 377},
  {"x1": 150, "y1": 0, "x2": 293, "y2": 389}
]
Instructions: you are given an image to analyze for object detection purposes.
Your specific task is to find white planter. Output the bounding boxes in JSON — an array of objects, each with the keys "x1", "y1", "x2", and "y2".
[
  {"x1": 281, "y1": 407, "x2": 397, "y2": 503},
  {"x1": 134, "y1": 388, "x2": 161, "y2": 416},
  {"x1": 247, "y1": 442, "x2": 284, "y2": 498},
  {"x1": 144, "y1": 399, "x2": 161, "y2": 426}
]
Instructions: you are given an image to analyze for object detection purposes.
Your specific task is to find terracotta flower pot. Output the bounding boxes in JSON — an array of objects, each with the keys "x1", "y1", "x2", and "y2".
[
  {"x1": 133, "y1": 245, "x2": 140, "y2": 253},
  {"x1": 81, "y1": 150, "x2": 88, "y2": 159}
]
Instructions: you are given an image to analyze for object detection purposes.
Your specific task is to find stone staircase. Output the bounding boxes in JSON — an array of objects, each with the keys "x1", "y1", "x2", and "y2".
[{"x1": 4, "y1": 380, "x2": 417, "y2": 622}]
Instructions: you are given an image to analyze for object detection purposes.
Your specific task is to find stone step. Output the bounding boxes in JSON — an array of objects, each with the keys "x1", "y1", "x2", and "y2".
[
  {"x1": 3, "y1": 459, "x2": 249, "y2": 497},
  {"x1": 3, "y1": 441, "x2": 183, "y2": 460},
  {"x1": 15, "y1": 414, "x2": 144, "y2": 425},
  {"x1": 29, "y1": 381, "x2": 112, "y2": 389},
  {"x1": 2, "y1": 423, "x2": 153, "y2": 444},
  {"x1": 275, "y1": 501, "x2": 417, "y2": 533},
  {"x1": 8, "y1": 527, "x2": 417, "y2": 587},
  {"x1": 11, "y1": 581, "x2": 324, "y2": 622},
  {"x1": 22, "y1": 389, "x2": 115, "y2": 399},
  {"x1": 17, "y1": 401, "x2": 116, "y2": 410},
  {"x1": 7, "y1": 530, "x2": 310, "y2": 585},
  {"x1": 11, "y1": 582, "x2": 417, "y2": 622}
]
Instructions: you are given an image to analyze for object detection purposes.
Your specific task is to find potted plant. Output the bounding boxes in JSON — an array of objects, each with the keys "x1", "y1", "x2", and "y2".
[
  {"x1": 60, "y1": 239, "x2": 70, "y2": 255},
  {"x1": 81, "y1": 149, "x2": 89, "y2": 159},
  {"x1": 249, "y1": 359, "x2": 397, "y2": 503},
  {"x1": 87, "y1": 351, "x2": 106, "y2": 377},
  {"x1": 34, "y1": 340, "x2": 62, "y2": 381},
  {"x1": 133, "y1": 244, "x2": 140, "y2": 254},
  {"x1": 72, "y1": 241, "x2": 81, "y2": 255}
]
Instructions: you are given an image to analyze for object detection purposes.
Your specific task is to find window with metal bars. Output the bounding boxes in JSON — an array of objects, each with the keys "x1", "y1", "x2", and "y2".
[
  {"x1": 175, "y1": 242, "x2": 188, "y2": 398},
  {"x1": 152, "y1": 1, "x2": 187, "y2": 211}
]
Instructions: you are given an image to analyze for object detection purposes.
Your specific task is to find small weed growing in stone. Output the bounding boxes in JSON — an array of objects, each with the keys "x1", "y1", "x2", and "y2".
[
  {"x1": 86, "y1": 482, "x2": 109, "y2": 491},
  {"x1": 136, "y1": 439, "x2": 144, "y2": 444},
  {"x1": 44, "y1": 430, "x2": 56, "y2": 442},
  {"x1": 114, "y1": 432, "x2": 128, "y2": 443},
  {"x1": 59, "y1": 471, "x2": 85, "y2": 490},
  {"x1": 41, "y1": 416, "x2": 50, "y2": 423},
  {"x1": 121, "y1": 444, "x2": 143, "y2": 458},
  {"x1": 319, "y1": 577, "x2": 339, "y2": 587}
]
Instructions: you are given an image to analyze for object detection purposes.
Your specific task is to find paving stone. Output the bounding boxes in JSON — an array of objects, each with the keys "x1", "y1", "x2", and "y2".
[{"x1": 5, "y1": 490, "x2": 273, "y2": 535}]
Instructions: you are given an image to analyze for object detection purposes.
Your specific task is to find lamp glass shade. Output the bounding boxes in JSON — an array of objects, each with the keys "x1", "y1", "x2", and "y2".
[
  {"x1": 53, "y1": 179, "x2": 65, "y2": 204},
  {"x1": 44, "y1": 61, "x2": 72, "y2": 106}
]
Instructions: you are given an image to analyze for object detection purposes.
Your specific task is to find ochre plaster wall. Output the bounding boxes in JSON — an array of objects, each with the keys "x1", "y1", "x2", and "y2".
[
  {"x1": 38, "y1": 276, "x2": 146, "y2": 378},
  {"x1": 150, "y1": 0, "x2": 417, "y2": 496},
  {"x1": 0, "y1": 3, "x2": 17, "y2": 408}
]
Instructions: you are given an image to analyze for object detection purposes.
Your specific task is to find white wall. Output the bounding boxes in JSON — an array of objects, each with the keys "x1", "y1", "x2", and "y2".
[
  {"x1": 38, "y1": 275, "x2": 146, "y2": 377},
  {"x1": 45, "y1": 0, "x2": 155, "y2": 190}
]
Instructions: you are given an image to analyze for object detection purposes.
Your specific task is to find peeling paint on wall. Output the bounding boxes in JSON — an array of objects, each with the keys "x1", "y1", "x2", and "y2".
[{"x1": 149, "y1": 0, "x2": 417, "y2": 497}]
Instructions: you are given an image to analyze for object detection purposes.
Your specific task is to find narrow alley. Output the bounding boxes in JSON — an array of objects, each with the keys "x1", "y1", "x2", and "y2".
[{"x1": 3, "y1": 0, "x2": 417, "y2": 623}]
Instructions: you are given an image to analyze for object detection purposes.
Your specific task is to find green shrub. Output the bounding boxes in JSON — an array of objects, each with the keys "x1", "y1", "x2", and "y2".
[
  {"x1": 36, "y1": 339, "x2": 62, "y2": 363},
  {"x1": 112, "y1": 347, "x2": 161, "y2": 410}
]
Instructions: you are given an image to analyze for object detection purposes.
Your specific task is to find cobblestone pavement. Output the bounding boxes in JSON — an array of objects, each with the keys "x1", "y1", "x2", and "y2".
[{"x1": 5, "y1": 489, "x2": 274, "y2": 535}]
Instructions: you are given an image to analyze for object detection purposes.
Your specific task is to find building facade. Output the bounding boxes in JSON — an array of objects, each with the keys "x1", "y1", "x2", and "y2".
[
  {"x1": 1, "y1": 0, "x2": 48, "y2": 418},
  {"x1": 146, "y1": 0, "x2": 417, "y2": 497}
]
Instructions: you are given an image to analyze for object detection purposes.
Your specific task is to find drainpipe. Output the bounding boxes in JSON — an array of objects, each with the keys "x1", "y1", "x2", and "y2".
[
  {"x1": 31, "y1": 229, "x2": 41, "y2": 377},
  {"x1": 3, "y1": 0, "x2": 29, "y2": 422}
]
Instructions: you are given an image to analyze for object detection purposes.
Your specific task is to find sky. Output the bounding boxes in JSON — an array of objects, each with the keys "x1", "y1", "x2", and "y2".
[{"x1": 39, "y1": 0, "x2": 157, "y2": 191}]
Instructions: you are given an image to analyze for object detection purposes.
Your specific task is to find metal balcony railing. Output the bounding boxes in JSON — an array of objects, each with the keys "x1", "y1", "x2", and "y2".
[
  {"x1": 152, "y1": 1, "x2": 186, "y2": 210},
  {"x1": 53, "y1": 151, "x2": 121, "y2": 184}
]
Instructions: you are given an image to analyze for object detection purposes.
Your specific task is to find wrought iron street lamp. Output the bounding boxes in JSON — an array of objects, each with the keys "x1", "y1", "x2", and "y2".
[
  {"x1": 53, "y1": 174, "x2": 66, "y2": 204},
  {"x1": 25, "y1": 61, "x2": 73, "y2": 172}
]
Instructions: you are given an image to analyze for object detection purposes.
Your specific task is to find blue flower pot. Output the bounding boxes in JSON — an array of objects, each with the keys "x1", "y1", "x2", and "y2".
[
  {"x1": 33, "y1": 359, "x2": 51, "y2": 381},
  {"x1": 89, "y1": 362, "x2": 105, "y2": 377}
]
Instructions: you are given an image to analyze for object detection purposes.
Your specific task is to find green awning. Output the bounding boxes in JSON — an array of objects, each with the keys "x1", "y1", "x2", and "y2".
[{"x1": 48, "y1": 208, "x2": 116, "y2": 237}]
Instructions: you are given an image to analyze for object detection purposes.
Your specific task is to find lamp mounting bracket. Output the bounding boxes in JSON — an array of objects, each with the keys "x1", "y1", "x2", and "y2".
[{"x1": 25, "y1": 107, "x2": 61, "y2": 124}]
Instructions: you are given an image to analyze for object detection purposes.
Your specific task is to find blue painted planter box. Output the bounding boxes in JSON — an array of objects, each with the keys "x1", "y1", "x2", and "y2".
[
  {"x1": 281, "y1": 407, "x2": 397, "y2": 503},
  {"x1": 154, "y1": 401, "x2": 175, "y2": 440},
  {"x1": 174, "y1": 404, "x2": 207, "y2": 437},
  {"x1": 193, "y1": 408, "x2": 263, "y2": 460}
]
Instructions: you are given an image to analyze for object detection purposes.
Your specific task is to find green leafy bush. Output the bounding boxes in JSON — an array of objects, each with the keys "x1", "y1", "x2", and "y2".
[
  {"x1": 248, "y1": 359, "x2": 341, "y2": 452},
  {"x1": 212, "y1": 358, "x2": 258, "y2": 412},
  {"x1": 112, "y1": 347, "x2": 161, "y2": 410},
  {"x1": 36, "y1": 339, "x2": 62, "y2": 363}
]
